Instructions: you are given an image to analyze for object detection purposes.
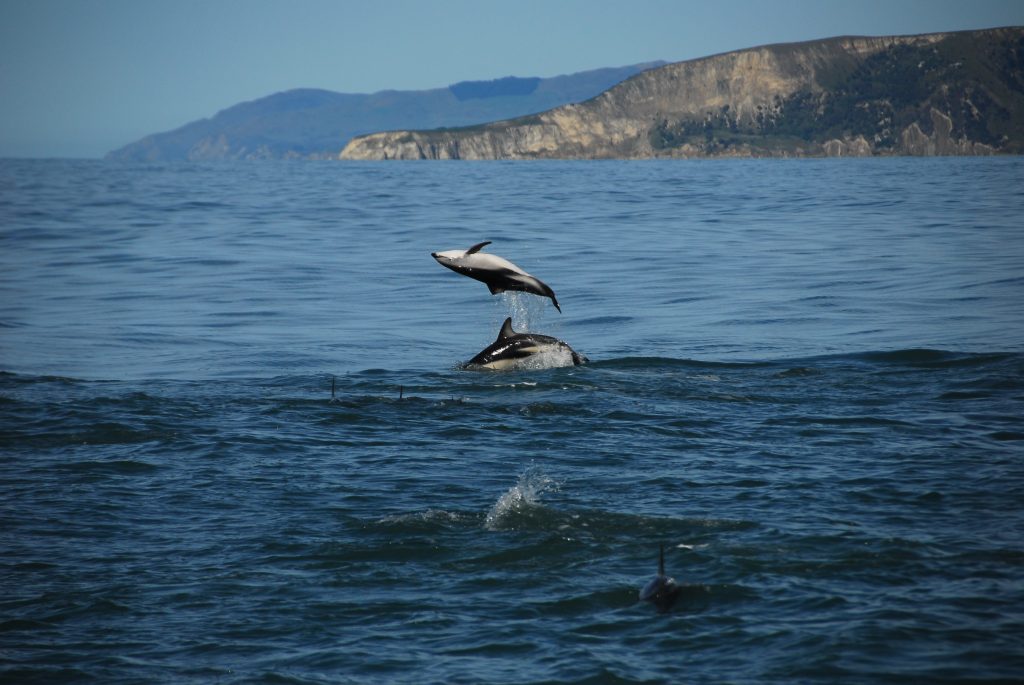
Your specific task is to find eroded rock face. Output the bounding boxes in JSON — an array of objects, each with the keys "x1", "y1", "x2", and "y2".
[
  {"x1": 340, "y1": 28, "x2": 1023, "y2": 160},
  {"x1": 900, "y1": 109, "x2": 996, "y2": 156},
  {"x1": 824, "y1": 136, "x2": 873, "y2": 157}
]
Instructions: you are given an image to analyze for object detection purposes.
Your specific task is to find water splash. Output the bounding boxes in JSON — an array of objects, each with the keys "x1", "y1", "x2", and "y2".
[
  {"x1": 499, "y1": 291, "x2": 550, "y2": 332},
  {"x1": 484, "y1": 466, "x2": 560, "y2": 531}
]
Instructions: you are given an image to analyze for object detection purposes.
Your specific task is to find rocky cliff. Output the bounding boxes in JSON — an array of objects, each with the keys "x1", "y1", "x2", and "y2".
[
  {"x1": 340, "y1": 28, "x2": 1024, "y2": 160},
  {"x1": 105, "y1": 63, "x2": 662, "y2": 162}
]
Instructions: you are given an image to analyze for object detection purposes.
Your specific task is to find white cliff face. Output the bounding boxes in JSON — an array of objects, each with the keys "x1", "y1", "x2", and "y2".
[
  {"x1": 900, "y1": 109, "x2": 996, "y2": 156},
  {"x1": 339, "y1": 29, "x2": 1020, "y2": 160}
]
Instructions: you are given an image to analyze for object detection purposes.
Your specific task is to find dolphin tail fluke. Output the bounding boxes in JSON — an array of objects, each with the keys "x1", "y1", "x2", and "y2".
[
  {"x1": 530, "y1": 276, "x2": 561, "y2": 312},
  {"x1": 537, "y1": 279, "x2": 560, "y2": 312}
]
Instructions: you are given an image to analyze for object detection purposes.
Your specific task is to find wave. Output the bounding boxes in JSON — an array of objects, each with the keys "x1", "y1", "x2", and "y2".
[
  {"x1": 591, "y1": 356, "x2": 768, "y2": 370},
  {"x1": 3, "y1": 347, "x2": 1018, "y2": 397},
  {"x1": 374, "y1": 508, "x2": 474, "y2": 532},
  {"x1": 574, "y1": 315, "x2": 636, "y2": 326},
  {"x1": 590, "y1": 349, "x2": 1022, "y2": 372},
  {"x1": 366, "y1": 467, "x2": 755, "y2": 541},
  {"x1": 847, "y1": 349, "x2": 1019, "y2": 368},
  {"x1": 54, "y1": 458, "x2": 162, "y2": 475},
  {"x1": 0, "y1": 371, "x2": 86, "y2": 386}
]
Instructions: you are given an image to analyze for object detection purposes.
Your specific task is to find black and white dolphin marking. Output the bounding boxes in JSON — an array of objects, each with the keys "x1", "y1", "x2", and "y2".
[
  {"x1": 431, "y1": 241, "x2": 561, "y2": 312},
  {"x1": 639, "y1": 545, "x2": 681, "y2": 613},
  {"x1": 465, "y1": 317, "x2": 586, "y2": 370}
]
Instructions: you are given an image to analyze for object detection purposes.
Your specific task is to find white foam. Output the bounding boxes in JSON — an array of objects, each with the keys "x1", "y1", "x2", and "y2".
[{"x1": 516, "y1": 346, "x2": 577, "y2": 370}]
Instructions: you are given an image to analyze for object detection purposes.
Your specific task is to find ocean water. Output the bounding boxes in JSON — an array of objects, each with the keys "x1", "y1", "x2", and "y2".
[{"x1": 1, "y1": 157, "x2": 1023, "y2": 684}]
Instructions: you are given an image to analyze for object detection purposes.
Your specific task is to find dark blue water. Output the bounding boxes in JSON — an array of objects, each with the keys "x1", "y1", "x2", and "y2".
[{"x1": 2, "y1": 158, "x2": 1023, "y2": 683}]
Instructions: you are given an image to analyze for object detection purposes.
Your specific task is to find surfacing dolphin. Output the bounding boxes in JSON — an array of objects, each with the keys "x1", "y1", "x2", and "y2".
[
  {"x1": 639, "y1": 544, "x2": 681, "y2": 613},
  {"x1": 465, "y1": 317, "x2": 586, "y2": 370},
  {"x1": 431, "y1": 241, "x2": 561, "y2": 312}
]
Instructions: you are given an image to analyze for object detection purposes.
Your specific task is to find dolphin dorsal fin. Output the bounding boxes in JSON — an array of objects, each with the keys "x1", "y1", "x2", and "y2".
[
  {"x1": 658, "y1": 544, "x2": 665, "y2": 576},
  {"x1": 497, "y1": 317, "x2": 516, "y2": 342},
  {"x1": 466, "y1": 241, "x2": 492, "y2": 255}
]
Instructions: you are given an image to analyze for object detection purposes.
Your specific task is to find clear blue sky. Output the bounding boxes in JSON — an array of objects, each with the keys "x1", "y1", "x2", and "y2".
[{"x1": 2, "y1": 0, "x2": 1022, "y2": 158}]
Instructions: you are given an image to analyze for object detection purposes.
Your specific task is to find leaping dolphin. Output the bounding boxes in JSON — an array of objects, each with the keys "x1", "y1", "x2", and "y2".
[
  {"x1": 465, "y1": 317, "x2": 586, "y2": 370},
  {"x1": 431, "y1": 241, "x2": 561, "y2": 312},
  {"x1": 639, "y1": 545, "x2": 681, "y2": 613}
]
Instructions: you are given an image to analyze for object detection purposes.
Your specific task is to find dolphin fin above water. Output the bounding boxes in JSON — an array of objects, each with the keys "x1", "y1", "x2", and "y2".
[
  {"x1": 431, "y1": 241, "x2": 561, "y2": 312},
  {"x1": 497, "y1": 316, "x2": 516, "y2": 340},
  {"x1": 639, "y1": 544, "x2": 682, "y2": 613}
]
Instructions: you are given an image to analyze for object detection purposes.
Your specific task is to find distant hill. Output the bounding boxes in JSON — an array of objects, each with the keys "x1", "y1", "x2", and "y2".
[
  {"x1": 341, "y1": 28, "x2": 1024, "y2": 160},
  {"x1": 105, "y1": 63, "x2": 664, "y2": 161}
]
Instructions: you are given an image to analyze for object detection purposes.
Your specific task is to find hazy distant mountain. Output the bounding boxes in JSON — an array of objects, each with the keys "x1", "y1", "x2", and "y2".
[
  {"x1": 105, "y1": 63, "x2": 664, "y2": 161},
  {"x1": 341, "y1": 28, "x2": 1024, "y2": 159}
]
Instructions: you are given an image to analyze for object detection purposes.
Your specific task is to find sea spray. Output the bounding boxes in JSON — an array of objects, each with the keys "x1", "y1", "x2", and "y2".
[
  {"x1": 499, "y1": 291, "x2": 551, "y2": 332},
  {"x1": 484, "y1": 466, "x2": 560, "y2": 531}
]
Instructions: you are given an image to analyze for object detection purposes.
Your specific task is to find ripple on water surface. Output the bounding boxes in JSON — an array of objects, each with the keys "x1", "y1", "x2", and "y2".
[{"x1": 3, "y1": 159, "x2": 1024, "y2": 683}]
